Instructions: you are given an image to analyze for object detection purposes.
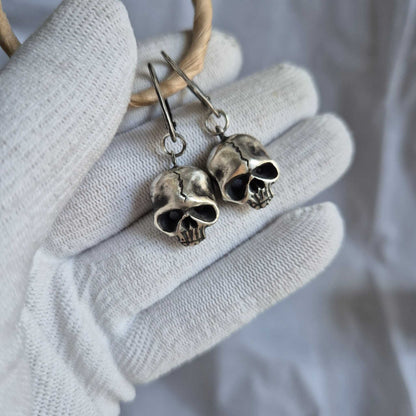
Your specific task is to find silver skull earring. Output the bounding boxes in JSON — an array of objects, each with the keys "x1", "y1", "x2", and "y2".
[
  {"x1": 162, "y1": 51, "x2": 279, "y2": 210},
  {"x1": 148, "y1": 63, "x2": 220, "y2": 246}
]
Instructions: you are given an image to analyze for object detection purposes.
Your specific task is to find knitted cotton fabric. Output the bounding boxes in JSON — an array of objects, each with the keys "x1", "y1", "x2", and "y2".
[
  {"x1": 0, "y1": 0, "x2": 137, "y2": 414},
  {"x1": 0, "y1": 1, "x2": 353, "y2": 414}
]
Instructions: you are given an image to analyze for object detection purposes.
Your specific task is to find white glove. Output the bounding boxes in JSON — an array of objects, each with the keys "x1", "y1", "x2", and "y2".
[{"x1": 0, "y1": 0, "x2": 354, "y2": 415}]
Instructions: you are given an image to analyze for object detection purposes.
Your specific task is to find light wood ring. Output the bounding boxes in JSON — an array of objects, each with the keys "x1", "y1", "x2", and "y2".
[{"x1": 0, "y1": 0, "x2": 213, "y2": 108}]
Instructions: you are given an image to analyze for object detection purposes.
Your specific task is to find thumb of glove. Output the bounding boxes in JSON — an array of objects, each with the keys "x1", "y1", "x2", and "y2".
[{"x1": 0, "y1": 0, "x2": 136, "y2": 413}]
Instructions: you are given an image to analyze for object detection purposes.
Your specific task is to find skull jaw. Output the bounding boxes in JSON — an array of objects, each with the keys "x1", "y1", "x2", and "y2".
[
  {"x1": 221, "y1": 191, "x2": 273, "y2": 208},
  {"x1": 247, "y1": 197, "x2": 273, "y2": 209},
  {"x1": 176, "y1": 226, "x2": 206, "y2": 246},
  {"x1": 247, "y1": 186, "x2": 274, "y2": 209}
]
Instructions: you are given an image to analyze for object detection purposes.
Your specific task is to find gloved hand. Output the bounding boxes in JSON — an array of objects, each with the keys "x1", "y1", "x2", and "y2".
[{"x1": 0, "y1": 0, "x2": 354, "y2": 415}]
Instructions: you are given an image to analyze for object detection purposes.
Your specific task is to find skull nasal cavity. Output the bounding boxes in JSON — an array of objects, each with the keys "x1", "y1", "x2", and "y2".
[
  {"x1": 182, "y1": 216, "x2": 198, "y2": 230},
  {"x1": 250, "y1": 178, "x2": 265, "y2": 193}
]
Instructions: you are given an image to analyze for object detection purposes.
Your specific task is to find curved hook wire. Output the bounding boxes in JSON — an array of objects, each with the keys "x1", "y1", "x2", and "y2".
[{"x1": 148, "y1": 63, "x2": 177, "y2": 143}]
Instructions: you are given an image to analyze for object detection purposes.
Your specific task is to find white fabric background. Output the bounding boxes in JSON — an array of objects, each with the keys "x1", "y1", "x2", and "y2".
[{"x1": 2, "y1": 0, "x2": 415, "y2": 415}]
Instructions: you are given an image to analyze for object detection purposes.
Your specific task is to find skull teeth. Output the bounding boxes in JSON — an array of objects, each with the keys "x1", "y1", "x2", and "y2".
[
  {"x1": 178, "y1": 227, "x2": 206, "y2": 246},
  {"x1": 248, "y1": 187, "x2": 273, "y2": 209}
]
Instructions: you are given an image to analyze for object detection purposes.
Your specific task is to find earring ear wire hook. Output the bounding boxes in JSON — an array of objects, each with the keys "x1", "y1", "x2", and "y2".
[
  {"x1": 161, "y1": 51, "x2": 220, "y2": 118},
  {"x1": 161, "y1": 51, "x2": 230, "y2": 137},
  {"x1": 148, "y1": 62, "x2": 178, "y2": 143},
  {"x1": 148, "y1": 63, "x2": 187, "y2": 167}
]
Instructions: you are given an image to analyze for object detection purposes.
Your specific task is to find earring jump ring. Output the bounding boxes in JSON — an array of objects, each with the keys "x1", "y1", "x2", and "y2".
[
  {"x1": 204, "y1": 109, "x2": 229, "y2": 136},
  {"x1": 162, "y1": 133, "x2": 187, "y2": 158}
]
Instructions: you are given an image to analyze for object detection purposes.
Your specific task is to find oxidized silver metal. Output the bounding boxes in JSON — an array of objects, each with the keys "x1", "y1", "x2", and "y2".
[
  {"x1": 161, "y1": 51, "x2": 280, "y2": 210},
  {"x1": 148, "y1": 62, "x2": 219, "y2": 246},
  {"x1": 162, "y1": 132, "x2": 186, "y2": 167},
  {"x1": 161, "y1": 51, "x2": 221, "y2": 118},
  {"x1": 204, "y1": 109, "x2": 229, "y2": 136},
  {"x1": 207, "y1": 134, "x2": 279, "y2": 209},
  {"x1": 151, "y1": 166, "x2": 219, "y2": 246}
]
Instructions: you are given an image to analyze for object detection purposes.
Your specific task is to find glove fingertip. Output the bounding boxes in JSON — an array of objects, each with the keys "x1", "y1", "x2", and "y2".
[{"x1": 284, "y1": 201, "x2": 344, "y2": 270}]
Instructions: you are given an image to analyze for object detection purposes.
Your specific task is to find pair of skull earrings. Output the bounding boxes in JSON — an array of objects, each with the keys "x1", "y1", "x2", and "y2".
[{"x1": 149, "y1": 52, "x2": 280, "y2": 246}]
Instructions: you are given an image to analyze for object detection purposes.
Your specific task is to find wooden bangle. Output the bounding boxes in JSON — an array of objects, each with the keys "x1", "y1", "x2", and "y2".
[{"x1": 0, "y1": 0, "x2": 213, "y2": 108}]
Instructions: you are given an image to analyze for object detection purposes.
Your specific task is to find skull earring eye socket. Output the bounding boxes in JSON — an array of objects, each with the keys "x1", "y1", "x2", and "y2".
[
  {"x1": 190, "y1": 204, "x2": 218, "y2": 222},
  {"x1": 225, "y1": 174, "x2": 250, "y2": 201},
  {"x1": 252, "y1": 162, "x2": 278, "y2": 179},
  {"x1": 157, "y1": 209, "x2": 184, "y2": 232}
]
